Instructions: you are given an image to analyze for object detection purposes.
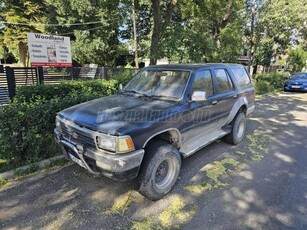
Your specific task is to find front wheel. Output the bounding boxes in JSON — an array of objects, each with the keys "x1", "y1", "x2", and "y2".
[
  {"x1": 138, "y1": 141, "x2": 181, "y2": 201},
  {"x1": 224, "y1": 112, "x2": 247, "y2": 145}
]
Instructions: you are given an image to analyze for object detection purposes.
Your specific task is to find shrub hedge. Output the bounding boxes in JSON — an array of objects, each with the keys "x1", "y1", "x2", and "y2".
[
  {"x1": 15, "y1": 79, "x2": 119, "y2": 102},
  {"x1": 254, "y1": 72, "x2": 289, "y2": 94},
  {"x1": 111, "y1": 71, "x2": 136, "y2": 86},
  {"x1": 0, "y1": 79, "x2": 119, "y2": 172}
]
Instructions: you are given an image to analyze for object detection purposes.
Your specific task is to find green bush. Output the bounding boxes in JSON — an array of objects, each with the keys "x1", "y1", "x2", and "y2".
[
  {"x1": 255, "y1": 80, "x2": 274, "y2": 94},
  {"x1": 255, "y1": 72, "x2": 289, "y2": 92},
  {"x1": 0, "y1": 79, "x2": 119, "y2": 172},
  {"x1": 111, "y1": 71, "x2": 136, "y2": 86},
  {"x1": 15, "y1": 79, "x2": 119, "y2": 102}
]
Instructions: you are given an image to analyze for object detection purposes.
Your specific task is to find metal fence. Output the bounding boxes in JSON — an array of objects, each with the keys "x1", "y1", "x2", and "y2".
[
  {"x1": 0, "y1": 65, "x2": 140, "y2": 105},
  {"x1": 0, "y1": 68, "x2": 10, "y2": 105}
]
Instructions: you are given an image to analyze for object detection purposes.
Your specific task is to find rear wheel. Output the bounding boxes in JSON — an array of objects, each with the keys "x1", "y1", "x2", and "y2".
[
  {"x1": 224, "y1": 112, "x2": 247, "y2": 145},
  {"x1": 138, "y1": 141, "x2": 181, "y2": 201}
]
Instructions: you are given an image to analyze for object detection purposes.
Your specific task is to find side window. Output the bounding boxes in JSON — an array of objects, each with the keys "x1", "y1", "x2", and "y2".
[
  {"x1": 192, "y1": 70, "x2": 214, "y2": 97},
  {"x1": 230, "y1": 66, "x2": 251, "y2": 86},
  {"x1": 214, "y1": 69, "x2": 233, "y2": 93}
]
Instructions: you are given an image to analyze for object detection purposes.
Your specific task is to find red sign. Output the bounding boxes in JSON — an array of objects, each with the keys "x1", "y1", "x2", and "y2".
[{"x1": 31, "y1": 62, "x2": 73, "y2": 67}]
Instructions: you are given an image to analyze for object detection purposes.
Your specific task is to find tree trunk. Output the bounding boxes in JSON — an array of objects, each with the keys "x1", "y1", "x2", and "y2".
[
  {"x1": 214, "y1": 0, "x2": 233, "y2": 49},
  {"x1": 18, "y1": 41, "x2": 27, "y2": 67},
  {"x1": 149, "y1": 25, "x2": 160, "y2": 65},
  {"x1": 149, "y1": 0, "x2": 177, "y2": 65},
  {"x1": 132, "y1": 0, "x2": 139, "y2": 68},
  {"x1": 214, "y1": 27, "x2": 221, "y2": 49}
]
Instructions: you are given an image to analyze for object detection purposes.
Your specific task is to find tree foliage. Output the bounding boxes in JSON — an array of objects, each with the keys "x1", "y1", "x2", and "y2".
[
  {"x1": 0, "y1": 0, "x2": 46, "y2": 66},
  {"x1": 287, "y1": 46, "x2": 307, "y2": 72},
  {"x1": 254, "y1": 38, "x2": 274, "y2": 67},
  {"x1": 45, "y1": 0, "x2": 122, "y2": 66},
  {"x1": 0, "y1": 0, "x2": 306, "y2": 67}
]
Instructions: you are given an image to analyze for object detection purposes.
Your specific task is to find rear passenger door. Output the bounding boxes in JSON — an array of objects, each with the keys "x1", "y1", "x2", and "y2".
[{"x1": 212, "y1": 68, "x2": 237, "y2": 122}]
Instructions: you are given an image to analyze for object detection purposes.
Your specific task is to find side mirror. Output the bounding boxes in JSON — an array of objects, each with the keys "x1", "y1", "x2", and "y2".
[
  {"x1": 191, "y1": 91, "x2": 207, "y2": 102},
  {"x1": 119, "y1": 83, "x2": 123, "y2": 91}
]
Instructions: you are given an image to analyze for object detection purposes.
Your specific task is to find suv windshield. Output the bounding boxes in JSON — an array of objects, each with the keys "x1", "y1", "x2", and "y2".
[{"x1": 123, "y1": 69, "x2": 190, "y2": 100}]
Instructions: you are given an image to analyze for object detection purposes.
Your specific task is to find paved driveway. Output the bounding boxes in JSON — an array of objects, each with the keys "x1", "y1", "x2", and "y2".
[{"x1": 1, "y1": 92, "x2": 307, "y2": 230}]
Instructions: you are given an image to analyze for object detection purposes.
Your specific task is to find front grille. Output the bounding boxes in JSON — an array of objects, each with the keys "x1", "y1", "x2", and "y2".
[
  {"x1": 291, "y1": 83, "x2": 302, "y2": 85},
  {"x1": 60, "y1": 120, "x2": 96, "y2": 148}
]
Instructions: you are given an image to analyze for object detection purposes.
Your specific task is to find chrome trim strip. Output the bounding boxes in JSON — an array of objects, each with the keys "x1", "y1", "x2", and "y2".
[
  {"x1": 180, "y1": 121, "x2": 226, "y2": 146},
  {"x1": 182, "y1": 131, "x2": 228, "y2": 158}
]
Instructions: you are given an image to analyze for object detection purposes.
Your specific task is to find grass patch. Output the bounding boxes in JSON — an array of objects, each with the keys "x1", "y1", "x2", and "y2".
[
  {"x1": 14, "y1": 163, "x2": 39, "y2": 177},
  {"x1": 158, "y1": 196, "x2": 196, "y2": 228},
  {"x1": 235, "y1": 150, "x2": 246, "y2": 155},
  {"x1": 13, "y1": 157, "x2": 69, "y2": 178},
  {"x1": 131, "y1": 219, "x2": 154, "y2": 230},
  {"x1": 246, "y1": 132, "x2": 271, "y2": 161},
  {"x1": 105, "y1": 191, "x2": 133, "y2": 215},
  {"x1": 185, "y1": 182, "x2": 212, "y2": 195},
  {"x1": 203, "y1": 158, "x2": 239, "y2": 189},
  {"x1": 0, "y1": 178, "x2": 8, "y2": 186},
  {"x1": 46, "y1": 158, "x2": 70, "y2": 168}
]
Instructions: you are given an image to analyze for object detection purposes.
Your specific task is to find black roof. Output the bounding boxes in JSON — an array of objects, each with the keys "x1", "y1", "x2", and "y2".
[{"x1": 145, "y1": 63, "x2": 243, "y2": 70}]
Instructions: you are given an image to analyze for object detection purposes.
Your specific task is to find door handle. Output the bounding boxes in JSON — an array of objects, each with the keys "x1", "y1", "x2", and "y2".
[{"x1": 212, "y1": 100, "x2": 218, "y2": 105}]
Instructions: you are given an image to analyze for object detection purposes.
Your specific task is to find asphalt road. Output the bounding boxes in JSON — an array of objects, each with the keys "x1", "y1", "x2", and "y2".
[{"x1": 1, "y1": 92, "x2": 306, "y2": 230}]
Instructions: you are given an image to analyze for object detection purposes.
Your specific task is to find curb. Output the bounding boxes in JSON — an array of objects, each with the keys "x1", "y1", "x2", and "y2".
[{"x1": 0, "y1": 155, "x2": 65, "y2": 180}]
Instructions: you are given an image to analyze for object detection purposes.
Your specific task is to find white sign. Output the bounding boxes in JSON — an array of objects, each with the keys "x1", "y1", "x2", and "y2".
[{"x1": 27, "y1": 33, "x2": 72, "y2": 67}]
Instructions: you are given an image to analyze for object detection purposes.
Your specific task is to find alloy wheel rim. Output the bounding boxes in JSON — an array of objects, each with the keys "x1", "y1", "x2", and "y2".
[
  {"x1": 237, "y1": 119, "x2": 245, "y2": 139},
  {"x1": 154, "y1": 158, "x2": 176, "y2": 190}
]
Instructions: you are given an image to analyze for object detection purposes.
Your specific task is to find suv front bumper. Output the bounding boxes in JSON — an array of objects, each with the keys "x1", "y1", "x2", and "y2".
[{"x1": 54, "y1": 128, "x2": 144, "y2": 181}]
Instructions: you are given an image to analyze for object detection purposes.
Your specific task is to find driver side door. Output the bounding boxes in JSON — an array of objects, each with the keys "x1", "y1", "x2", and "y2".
[{"x1": 181, "y1": 69, "x2": 220, "y2": 143}]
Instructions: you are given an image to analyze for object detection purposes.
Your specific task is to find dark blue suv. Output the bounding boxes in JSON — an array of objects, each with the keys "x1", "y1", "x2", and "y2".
[{"x1": 54, "y1": 64, "x2": 255, "y2": 200}]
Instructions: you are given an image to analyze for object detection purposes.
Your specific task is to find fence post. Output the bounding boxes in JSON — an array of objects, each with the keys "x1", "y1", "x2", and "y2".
[
  {"x1": 5, "y1": 66, "x2": 16, "y2": 99},
  {"x1": 102, "y1": 67, "x2": 109, "y2": 80},
  {"x1": 70, "y1": 67, "x2": 74, "y2": 80},
  {"x1": 37, "y1": 67, "x2": 44, "y2": 84}
]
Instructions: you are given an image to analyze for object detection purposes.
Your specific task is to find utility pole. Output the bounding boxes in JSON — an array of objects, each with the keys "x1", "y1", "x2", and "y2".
[
  {"x1": 132, "y1": 0, "x2": 139, "y2": 68},
  {"x1": 248, "y1": 0, "x2": 255, "y2": 75}
]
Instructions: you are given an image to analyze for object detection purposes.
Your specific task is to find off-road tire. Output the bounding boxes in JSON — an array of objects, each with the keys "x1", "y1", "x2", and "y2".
[
  {"x1": 224, "y1": 112, "x2": 247, "y2": 145},
  {"x1": 138, "y1": 141, "x2": 181, "y2": 201}
]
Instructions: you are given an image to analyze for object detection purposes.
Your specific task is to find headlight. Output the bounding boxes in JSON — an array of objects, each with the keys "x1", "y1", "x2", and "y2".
[
  {"x1": 97, "y1": 135, "x2": 117, "y2": 152},
  {"x1": 117, "y1": 136, "x2": 135, "y2": 153},
  {"x1": 55, "y1": 116, "x2": 62, "y2": 131},
  {"x1": 96, "y1": 135, "x2": 135, "y2": 153},
  {"x1": 303, "y1": 83, "x2": 307, "y2": 86}
]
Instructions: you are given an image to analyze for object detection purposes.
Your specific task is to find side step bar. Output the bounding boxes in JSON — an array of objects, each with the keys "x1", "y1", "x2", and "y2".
[{"x1": 179, "y1": 129, "x2": 229, "y2": 158}]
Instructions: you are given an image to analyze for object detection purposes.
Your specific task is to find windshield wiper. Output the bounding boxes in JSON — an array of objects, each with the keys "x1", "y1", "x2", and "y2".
[
  {"x1": 148, "y1": 95, "x2": 178, "y2": 100},
  {"x1": 122, "y1": 90, "x2": 149, "y2": 97}
]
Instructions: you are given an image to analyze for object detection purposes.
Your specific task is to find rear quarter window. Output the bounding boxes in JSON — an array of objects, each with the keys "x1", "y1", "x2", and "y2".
[{"x1": 230, "y1": 66, "x2": 251, "y2": 86}]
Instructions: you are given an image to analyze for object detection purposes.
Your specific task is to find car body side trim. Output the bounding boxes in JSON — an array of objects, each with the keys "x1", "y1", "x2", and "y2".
[
  {"x1": 225, "y1": 97, "x2": 248, "y2": 124},
  {"x1": 246, "y1": 105, "x2": 255, "y2": 116}
]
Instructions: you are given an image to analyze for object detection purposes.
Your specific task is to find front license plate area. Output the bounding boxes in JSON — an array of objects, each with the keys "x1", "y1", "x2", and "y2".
[
  {"x1": 68, "y1": 152, "x2": 86, "y2": 169},
  {"x1": 292, "y1": 85, "x2": 300, "y2": 88}
]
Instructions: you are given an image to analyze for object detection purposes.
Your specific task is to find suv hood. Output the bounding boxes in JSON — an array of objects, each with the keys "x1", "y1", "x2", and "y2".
[{"x1": 58, "y1": 94, "x2": 179, "y2": 135}]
